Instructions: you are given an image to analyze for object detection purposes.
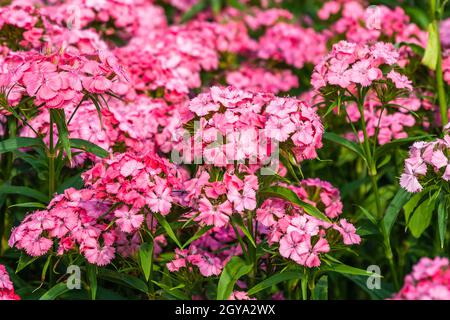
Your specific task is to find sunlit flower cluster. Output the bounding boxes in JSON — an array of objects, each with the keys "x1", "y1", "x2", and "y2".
[
  {"x1": 0, "y1": 48, "x2": 126, "y2": 109},
  {"x1": 257, "y1": 180, "x2": 360, "y2": 267},
  {"x1": 177, "y1": 86, "x2": 323, "y2": 165}
]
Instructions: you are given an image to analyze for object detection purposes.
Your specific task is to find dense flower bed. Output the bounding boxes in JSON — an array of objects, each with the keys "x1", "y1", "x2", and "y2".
[{"x1": 0, "y1": 0, "x2": 450, "y2": 301}]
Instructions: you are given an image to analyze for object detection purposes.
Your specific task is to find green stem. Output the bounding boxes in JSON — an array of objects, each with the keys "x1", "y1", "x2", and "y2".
[
  {"x1": 432, "y1": 1, "x2": 448, "y2": 126},
  {"x1": 246, "y1": 211, "x2": 257, "y2": 287},
  {"x1": 383, "y1": 235, "x2": 400, "y2": 290},
  {"x1": 357, "y1": 99, "x2": 382, "y2": 219},
  {"x1": 357, "y1": 93, "x2": 399, "y2": 288},
  {"x1": 301, "y1": 271, "x2": 308, "y2": 300},
  {"x1": 48, "y1": 116, "x2": 56, "y2": 197},
  {"x1": 0, "y1": 116, "x2": 17, "y2": 254}
]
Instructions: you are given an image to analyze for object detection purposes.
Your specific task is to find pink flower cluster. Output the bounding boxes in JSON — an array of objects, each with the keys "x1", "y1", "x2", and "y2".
[
  {"x1": 42, "y1": 0, "x2": 167, "y2": 39},
  {"x1": 228, "y1": 291, "x2": 255, "y2": 300},
  {"x1": 108, "y1": 96, "x2": 187, "y2": 155},
  {"x1": 167, "y1": 226, "x2": 240, "y2": 277},
  {"x1": 257, "y1": 179, "x2": 360, "y2": 268},
  {"x1": 312, "y1": 41, "x2": 409, "y2": 90},
  {"x1": 226, "y1": 65, "x2": 298, "y2": 94},
  {"x1": 343, "y1": 93, "x2": 418, "y2": 145},
  {"x1": 257, "y1": 22, "x2": 327, "y2": 69},
  {"x1": 242, "y1": 8, "x2": 293, "y2": 30},
  {"x1": 0, "y1": 48, "x2": 126, "y2": 109},
  {"x1": 318, "y1": 1, "x2": 427, "y2": 48},
  {"x1": 440, "y1": 18, "x2": 450, "y2": 50},
  {"x1": 21, "y1": 101, "x2": 120, "y2": 166},
  {"x1": 20, "y1": 95, "x2": 186, "y2": 166},
  {"x1": 177, "y1": 86, "x2": 323, "y2": 165},
  {"x1": 114, "y1": 19, "x2": 255, "y2": 102},
  {"x1": 444, "y1": 56, "x2": 450, "y2": 86},
  {"x1": 82, "y1": 152, "x2": 184, "y2": 215},
  {"x1": 0, "y1": 1, "x2": 41, "y2": 49},
  {"x1": 0, "y1": 265, "x2": 20, "y2": 300},
  {"x1": 183, "y1": 168, "x2": 259, "y2": 228},
  {"x1": 9, "y1": 187, "x2": 116, "y2": 265},
  {"x1": 393, "y1": 257, "x2": 450, "y2": 300},
  {"x1": 400, "y1": 132, "x2": 450, "y2": 193},
  {"x1": 9, "y1": 152, "x2": 187, "y2": 266}
]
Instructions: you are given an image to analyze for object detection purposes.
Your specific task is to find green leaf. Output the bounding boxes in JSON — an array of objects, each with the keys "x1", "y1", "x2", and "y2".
[
  {"x1": 322, "y1": 263, "x2": 380, "y2": 277},
  {"x1": 231, "y1": 215, "x2": 256, "y2": 248},
  {"x1": 180, "y1": 0, "x2": 207, "y2": 23},
  {"x1": 16, "y1": 253, "x2": 40, "y2": 273},
  {"x1": 86, "y1": 264, "x2": 98, "y2": 300},
  {"x1": 211, "y1": 0, "x2": 222, "y2": 15},
  {"x1": 342, "y1": 274, "x2": 393, "y2": 300},
  {"x1": 152, "y1": 281, "x2": 189, "y2": 300},
  {"x1": 41, "y1": 255, "x2": 52, "y2": 282},
  {"x1": 216, "y1": 257, "x2": 253, "y2": 300},
  {"x1": 227, "y1": 0, "x2": 246, "y2": 10},
  {"x1": 57, "y1": 174, "x2": 84, "y2": 194},
  {"x1": 422, "y1": 22, "x2": 439, "y2": 70},
  {"x1": 154, "y1": 212, "x2": 182, "y2": 248},
  {"x1": 97, "y1": 269, "x2": 148, "y2": 293},
  {"x1": 0, "y1": 137, "x2": 45, "y2": 154},
  {"x1": 403, "y1": 192, "x2": 424, "y2": 224},
  {"x1": 397, "y1": 42, "x2": 425, "y2": 57},
  {"x1": 50, "y1": 109, "x2": 71, "y2": 161},
  {"x1": 259, "y1": 186, "x2": 331, "y2": 223},
  {"x1": 323, "y1": 132, "x2": 365, "y2": 160},
  {"x1": 9, "y1": 202, "x2": 47, "y2": 209},
  {"x1": 247, "y1": 272, "x2": 300, "y2": 296},
  {"x1": 0, "y1": 185, "x2": 48, "y2": 203},
  {"x1": 39, "y1": 283, "x2": 70, "y2": 300},
  {"x1": 382, "y1": 188, "x2": 412, "y2": 236},
  {"x1": 70, "y1": 139, "x2": 109, "y2": 158},
  {"x1": 312, "y1": 276, "x2": 328, "y2": 300},
  {"x1": 404, "y1": 6, "x2": 430, "y2": 28},
  {"x1": 357, "y1": 205, "x2": 377, "y2": 226},
  {"x1": 182, "y1": 225, "x2": 213, "y2": 249},
  {"x1": 408, "y1": 194, "x2": 438, "y2": 238},
  {"x1": 438, "y1": 197, "x2": 449, "y2": 248},
  {"x1": 139, "y1": 242, "x2": 154, "y2": 282}
]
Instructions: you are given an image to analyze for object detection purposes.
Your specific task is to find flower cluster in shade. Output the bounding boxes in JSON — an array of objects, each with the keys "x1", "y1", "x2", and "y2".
[
  {"x1": 0, "y1": 265, "x2": 20, "y2": 300},
  {"x1": 343, "y1": 93, "x2": 421, "y2": 145},
  {"x1": 225, "y1": 65, "x2": 298, "y2": 94},
  {"x1": 256, "y1": 22, "x2": 327, "y2": 69},
  {"x1": 182, "y1": 167, "x2": 260, "y2": 229},
  {"x1": 444, "y1": 56, "x2": 450, "y2": 86},
  {"x1": 167, "y1": 226, "x2": 241, "y2": 277},
  {"x1": 400, "y1": 129, "x2": 450, "y2": 193},
  {"x1": 393, "y1": 257, "x2": 450, "y2": 300},
  {"x1": 176, "y1": 86, "x2": 324, "y2": 166},
  {"x1": 256, "y1": 179, "x2": 360, "y2": 268}
]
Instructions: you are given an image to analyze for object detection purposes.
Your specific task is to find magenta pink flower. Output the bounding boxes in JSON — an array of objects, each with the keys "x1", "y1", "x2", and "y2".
[
  {"x1": 387, "y1": 70, "x2": 413, "y2": 90},
  {"x1": 393, "y1": 257, "x2": 450, "y2": 300},
  {"x1": 196, "y1": 198, "x2": 232, "y2": 228},
  {"x1": 0, "y1": 265, "x2": 20, "y2": 300},
  {"x1": 279, "y1": 231, "x2": 309, "y2": 262},
  {"x1": 114, "y1": 206, "x2": 144, "y2": 233}
]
